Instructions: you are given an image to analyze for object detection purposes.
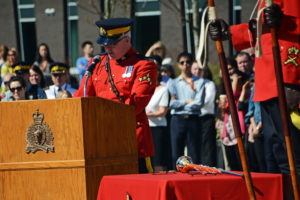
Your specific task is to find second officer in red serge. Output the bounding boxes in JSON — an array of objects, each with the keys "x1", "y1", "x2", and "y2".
[{"x1": 74, "y1": 18, "x2": 157, "y2": 173}]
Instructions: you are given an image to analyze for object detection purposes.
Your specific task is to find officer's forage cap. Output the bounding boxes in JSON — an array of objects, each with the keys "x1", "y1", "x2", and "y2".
[
  {"x1": 49, "y1": 62, "x2": 69, "y2": 74},
  {"x1": 95, "y1": 18, "x2": 133, "y2": 46},
  {"x1": 12, "y1": 61, "x2": 30, "y2": 74}
]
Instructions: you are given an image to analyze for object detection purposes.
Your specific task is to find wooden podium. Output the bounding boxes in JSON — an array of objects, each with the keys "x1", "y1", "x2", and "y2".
[{"x1": 0, "y1": 97, "x2": 138, "y2": 200}]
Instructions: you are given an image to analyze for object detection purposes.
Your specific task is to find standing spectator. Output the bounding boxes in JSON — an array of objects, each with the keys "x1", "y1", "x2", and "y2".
[
  {"x1": 191, "y1": 62, "x2": 201, "y2": 78},
  {"x1": 1, "y1": 48, "x2": 19, "y2": 80},
  {"x1": 245, "y1": 83, "x2": 266, "y2": 172},
  {"x1": 235, "y1": 52, "x2": 253, "y2": 76},
  {"x1": 221, "y1": 68, "x2": 247, "y2": 171},
  {"x1": 192, "y1": 62, "x2": 217, "y2": 167},
  {"x1": 242, "y1": 66, "x2": 266, "y2": 172},
  {"x1": 145, "y1": 41, "x2": 173, "y2": 66},
  {"x1": 33, "y1": 43, "x2": 54, "y2": 73},
  {"x1": 146, "y1": 69, "x2": 169, "y2": 172},
  {"x1": 76, "y1": 41, "x2": 94, "y2": 83},
  {"x1": 160, "y1": 64, "x2": 175, "y2": 87},
  {"x1": 45, "y1": 62, "x2": 76, "y2": 99},
  {"x1": 3, "y1": 76, "x2": 28, "y2": 101},
  {"x1": 28, "y1": 65, "x2": 47, "y2": 99},
  {"x1": 33, "y1": 43, "x2": 54, "y2": 86},
  {"x1": 168, "y1": 52, "x2": 205, "y2": 169}
]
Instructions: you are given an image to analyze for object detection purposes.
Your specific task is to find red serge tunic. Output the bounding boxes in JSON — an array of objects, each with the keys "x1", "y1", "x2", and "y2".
[
  {"x1": 230, "y1": 0, "x2": 300, "y2": 102},
  {"x1": 74, "y1": 48, "x2": 157, "y2": 158}
]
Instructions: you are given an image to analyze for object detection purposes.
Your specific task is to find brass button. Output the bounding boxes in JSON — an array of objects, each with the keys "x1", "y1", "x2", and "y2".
[
  {"x1": 112, "y1": 74, "x2": 115, "y2": 77},
  {"x1": 95, "y1": 78, "x2": 98, "y2": 81},
  {"x1": 125, "y1": 80, "x2": 127, "y2": 83},
  {"x1": 109, "y1": 88, "x2": 112, "y2": 90},
  {"x1": 137, "y1": 122, "x2": 141, "y2": 125}
]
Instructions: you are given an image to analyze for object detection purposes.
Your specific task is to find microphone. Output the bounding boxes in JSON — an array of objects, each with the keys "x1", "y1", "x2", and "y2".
[
  {"x1": 85, "y1": 55, "x2": 101, "y2": 77},
  {"x1": 83, "y1": 55, "x2": 100, "y2": 97}
]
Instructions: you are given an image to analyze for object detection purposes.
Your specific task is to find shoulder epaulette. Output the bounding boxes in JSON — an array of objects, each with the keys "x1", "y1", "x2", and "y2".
[{"x1": 136, "y1": 53, "x2": 150, "y2": 61}]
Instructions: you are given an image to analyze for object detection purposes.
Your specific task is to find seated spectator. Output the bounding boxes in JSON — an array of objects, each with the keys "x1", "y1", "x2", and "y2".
[
  {"x1": 146, "y1": 69, "x2": 169, "y2": 172},
  {"x1": 0, "y1": 45, "x2": 8, "y2": 84},
  {"x1": 28, "y1": 65, "x2": 47, "y2": 99},
  {"x1": 76, "y1": 41, "x2": 94, "y2": 83},
  {"x1": 45, "y1": 62, "x2": 76, "y2": 99},
  {"x1": 29, "y1": 65, "x2": 46, "y2": 88},
  {"x1": 0, "y1": 73, "x2": 14, "y2": 99},
  {"x1": 5, "y1": 76, "x2": 28, "y2": 101},
  {"x1": 58, "y1": 90, "x2": 72, "y2": 98},
  {"x1": 2, "y1": 61, "x2": 30, "y2": 101},
  {"x1": 168, "y1": 52, "x2": 206, "y2": 169},
  {"x1": 1, "y1": 48, "x2": 19, "y2": 80}
]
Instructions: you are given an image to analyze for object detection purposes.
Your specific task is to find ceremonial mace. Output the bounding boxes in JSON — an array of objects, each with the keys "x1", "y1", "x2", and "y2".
[
  {"x1": 207, "y1": 0, "x2": 256, "y2": 199},
  {"x1": 265, "y1": 0, "x2": 300, "y2": 199}
]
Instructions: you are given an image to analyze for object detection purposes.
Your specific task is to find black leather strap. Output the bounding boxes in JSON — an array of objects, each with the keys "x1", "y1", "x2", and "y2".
[{"x1": 104, "y1": 56, "x2": 124, "y2": 103}]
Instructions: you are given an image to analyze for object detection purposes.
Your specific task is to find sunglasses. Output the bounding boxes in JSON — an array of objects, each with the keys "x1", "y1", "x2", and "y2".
[
  {"x1": 53, "y1": 73, "x2": 65, "y2": 77},
  {"x1": 179, "y1": 60, "x2": 192, "y2": 65},
  {"x1": 10, "y1": 86, "x2": 23, "y2": 92}
]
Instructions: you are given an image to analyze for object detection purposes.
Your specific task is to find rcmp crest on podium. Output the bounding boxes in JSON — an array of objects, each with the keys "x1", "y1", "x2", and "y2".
[{"x1": 25, "y1": 109, "x2": 54, "y2": 154}]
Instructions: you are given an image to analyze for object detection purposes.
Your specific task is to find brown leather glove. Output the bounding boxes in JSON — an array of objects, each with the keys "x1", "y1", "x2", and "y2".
[
  {"x1": 208, "y1": 19, "x2": 231, "y2": 41},
  {"x1": 264, "y1": 4, "x2": 283, "y2": 29}
]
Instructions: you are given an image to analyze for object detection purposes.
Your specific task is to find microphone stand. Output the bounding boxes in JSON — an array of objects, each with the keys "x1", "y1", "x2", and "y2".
[{"x1": 84, "y1": 71, "x2": 91, "y2": 97}]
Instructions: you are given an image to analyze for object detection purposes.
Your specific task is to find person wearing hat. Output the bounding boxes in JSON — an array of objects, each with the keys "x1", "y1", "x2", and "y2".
[
  {"x1": 74, "y1": 18, "x2": 157, "y2": 173},
  {"x1": 12, "y1": 61, "x2": 31, "y2": 82},
  {"x1": 45, "y1": 62, "x2": 76, "y2": 99},
  {"x1": 1, "y1": 62, "x2": 47, "y2": 101}
]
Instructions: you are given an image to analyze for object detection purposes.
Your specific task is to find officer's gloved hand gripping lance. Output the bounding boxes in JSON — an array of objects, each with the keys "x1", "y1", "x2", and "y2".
[{"x1": 83, "y1": 55, "x2": 101, "y2": 97}]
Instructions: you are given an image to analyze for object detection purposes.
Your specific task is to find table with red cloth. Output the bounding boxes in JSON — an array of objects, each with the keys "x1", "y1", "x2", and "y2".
[{"x1": 97, "y1": 172, "x2": 283, "y2": 200}]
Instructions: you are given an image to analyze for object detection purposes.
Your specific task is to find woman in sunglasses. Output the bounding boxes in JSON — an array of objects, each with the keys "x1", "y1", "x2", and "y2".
[{"x1": 7, "y1": 76, "x2": 28, "y2": 101}]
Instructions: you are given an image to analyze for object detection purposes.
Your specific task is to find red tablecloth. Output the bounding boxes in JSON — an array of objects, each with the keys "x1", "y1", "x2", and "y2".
[{"x1": 98, "y1": 172, "x2": 283, "y2": 200}]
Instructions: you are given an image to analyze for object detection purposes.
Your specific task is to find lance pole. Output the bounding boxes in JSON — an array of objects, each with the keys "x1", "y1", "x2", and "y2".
[
  {"x1": 265, "y1": 0, "x2": 300, "y2": 199},
  {"x1": 207, "y1": 0, "x2": 256, "y2": 199}
]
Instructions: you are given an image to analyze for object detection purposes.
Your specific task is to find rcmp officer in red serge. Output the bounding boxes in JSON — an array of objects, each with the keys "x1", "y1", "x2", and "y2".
[
  {"x1": 208, "y1": 0, "x2": 300, "y2": 174},
  {"x1": 74, "y1": 18, "x2": 157, "y2": 173}
]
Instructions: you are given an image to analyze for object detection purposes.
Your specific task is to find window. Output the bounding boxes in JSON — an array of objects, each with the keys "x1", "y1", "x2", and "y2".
[
  {"x1": 16, "y1": 0, "x2": 37, "y2": 63},
  {"x1": 133, "y1": 0, "x2": 160, "y2": 54},
  {"x1": 67, "y1": 0, "x2": 79, "y2": 66}
]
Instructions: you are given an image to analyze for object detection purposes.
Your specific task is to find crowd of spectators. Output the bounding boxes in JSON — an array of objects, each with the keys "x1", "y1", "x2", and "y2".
[
  {"x1": 0, "y1": 42, "x2": 88, "y2": 101},
  {"x1": 145, "y1": 41, "x2": 265, "y2": 173},
  {"x1": 0, "y1": 40, "x2": 266, "y2": 173}
]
